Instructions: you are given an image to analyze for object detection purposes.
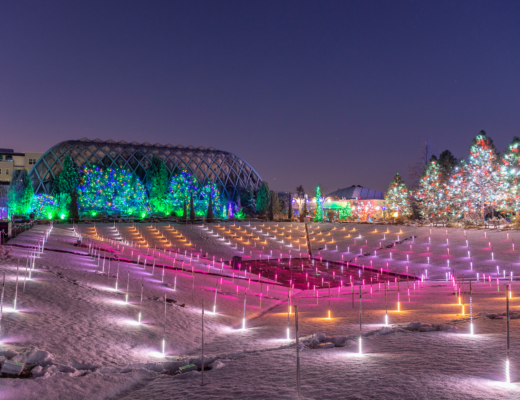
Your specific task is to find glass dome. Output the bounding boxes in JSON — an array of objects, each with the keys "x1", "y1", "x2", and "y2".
[{"x1": 29, "y1": 138, "x2": 262, "y2": 200}]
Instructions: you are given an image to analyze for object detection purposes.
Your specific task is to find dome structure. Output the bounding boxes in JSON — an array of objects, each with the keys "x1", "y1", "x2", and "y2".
[
  {"x1": 325, "y1": 185, "x2": 384, "y2": 200},
  {"x1": 29, "y1": 138, "x2": 262, "y2": 200}
]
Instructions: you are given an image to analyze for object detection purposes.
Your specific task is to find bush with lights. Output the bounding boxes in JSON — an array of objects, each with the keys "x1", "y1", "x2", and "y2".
[
  {"x1": 77, "y1": 165, "x2": 151, "y2": 217},
  {"x1": 32, "y1": 194, "x2": 58, "y2": 219}
]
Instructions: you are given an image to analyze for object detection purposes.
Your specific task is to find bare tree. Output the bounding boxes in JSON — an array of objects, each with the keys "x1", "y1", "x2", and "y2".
[{"x1": 407, "y1": 140, "x2": 436, "y2": 188}]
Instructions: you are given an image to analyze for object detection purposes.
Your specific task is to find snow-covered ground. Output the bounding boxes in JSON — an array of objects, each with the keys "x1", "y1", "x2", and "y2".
[{"x1": 0, "y1": 221, "x2": 519, "y2": 399}]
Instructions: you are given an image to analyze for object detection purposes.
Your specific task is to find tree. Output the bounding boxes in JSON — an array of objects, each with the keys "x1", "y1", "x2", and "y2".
[
  {"x1": 448, "y1": 131, "x2": 500, "y2": 220},
  {"x1": 438, "y1": 150, "x2": 458, "y2": 179},
  {"x1": 338, "y1": 202, "x2": 352, "y2": 219},
  {"x1": 313, "y1": 186, "x2": 323, "y2": 222},
  {"x1": 8, "y1": 169, "x2": 34, "y2": 215},
  {"x1": 31, "y1": 194, "x2": 58, "y2": 219},
  {"x1": 302, "y1": 200, "x2": 308, "y2": 218},
  {"x1": 77, "y1": 166, "x2": 150, "y2": 216},
  {"x1": 497, "y1": 137, "x2": 520, "y2": 216},
  {"x1": 57, "y1": 155, "x2": 79, "y2": 194},
  {"x1": 168, "y1": 171, "x2": 199, "y2": 217},
  {"x1": 198, "y1": 183, "x2": 222, "y2": 217},
  {"x1": 256, "y1": 181, "x2": 270, "y2": 216},
  {"x1": 269, "y1": 191, "x2": 282, "y2": 220},
  {"x1": 407, "y1": 140, "x2": 436, "y2": 188},
  {"x1": 147, "y1": 155, "x2": 169, "y2": 214},
  {"x1": 416, "y1": 158, "x2": 449, "y2": 219},
  {"x1": 55, "y1": 155, "x2": 79, "y2": 220},
  {"x1": 385, "y1": 173, "x2": 412, "y2": 218}
]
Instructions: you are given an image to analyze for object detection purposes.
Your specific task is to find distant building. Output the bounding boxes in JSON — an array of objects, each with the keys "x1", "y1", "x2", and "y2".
[
  {"x1": 325, "y1": 185, "x2": 384, "y2": 201},
  {"x1": 0, "y1": 149, "x2": 44, "y2": 184},
  {"x1": 324, "y1": 185, "x2": 386, "y2": 220}
]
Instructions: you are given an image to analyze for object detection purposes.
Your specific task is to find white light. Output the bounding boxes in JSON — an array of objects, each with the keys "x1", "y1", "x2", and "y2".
[
  {"x1": 470, "y1": 323, "x2": 473, "y2": 336},
  {"x1": 385, "y1": 314, "x2": 388, "y2": 326},
  {"x1": 359, "y1": 337, "x2": 362, "y2": 354},
  {"x1": 287, "y1": 327, "x2": 290, "y2": 340},
  {"x1": 242, "y1": 318, "x2": 246, "y2": 330},
  {"x1": 506, "y1": 359, "x2": 510, "y2": 384}
]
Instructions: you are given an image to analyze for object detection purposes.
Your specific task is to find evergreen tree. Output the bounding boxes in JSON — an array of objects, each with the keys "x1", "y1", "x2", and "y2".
[
  {"x1": 497, "y1": 137, "x2": 520, "y2": 216},
  {"x1": 147, "y1": 155, "x2": 169, "y2": 214},
  {"x1": 313, "y1": 186, "x2": 323, "y2": 222},
  {"x1": 268, "y1": 191, "x2": 282, "y2": 220},
  {"x1": 448, "y1": 131, "x2": 500, "y2": 220},
  {"x1": 8, "y1": 169, "x2": 34, "y2": 215},
  {"x1": 197, "y1": 183, "x2": 222, "y2": 216},
  {"x1": 385, "y1": 173, "x2": 412, "y2": 218},
  {"x1": 416, "y1": 159, "x2": 449, "y2": 219},
  {"x1": 302, "y1": 200, "x2": 308, "y2": 218},
  {"x1": 438, "y1": 150, "x2": 458, "y2": 179},
  {"x1": 55, "y1": 156, "x2": 79, "y2": 220},
  {"x1": 168, "y1": 171, "x2": 199, "y2": 216},
  {"x1": 256, "y1": 182, "x2": 270, "y2": 215},
  {"x1": 57, "y1": 155, "x2": 79, "y2": 194}
]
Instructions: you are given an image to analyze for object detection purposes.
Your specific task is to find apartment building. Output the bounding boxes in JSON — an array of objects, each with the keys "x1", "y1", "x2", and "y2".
[{"x1": 0, "y1": 149, "x2": 44, "y2": 184}]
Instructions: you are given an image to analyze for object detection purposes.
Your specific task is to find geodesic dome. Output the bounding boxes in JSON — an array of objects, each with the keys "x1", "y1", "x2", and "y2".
[{"x1": 29, "y1": 138, "x2": 262, "y2": 200}]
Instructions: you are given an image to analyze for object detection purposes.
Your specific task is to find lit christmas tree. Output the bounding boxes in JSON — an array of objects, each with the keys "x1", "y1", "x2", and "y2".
[
  {"x1": 197, "y1": 182, "x2": 222, "y2": 216},
  {"x1": 313, "y1": 186, "x2": 323, "y2": 222},
  {"x1": 497, "y1": 137, "x2": 520, "y2": 217},
  {"x1": 416, "y1": 158, "x2": 449, "y2": 219},
  {"x1": 77, "y1": 166, "x2": 150, "y2": 217},
  {"x1": 448, "y1": 131, "x2": 500, "y2": 220},
  {"x1": 168, "y1": 170, "x2": 199, "y2": 216},
  {"x1": 385, "y1": 173, "x2": 412, "y2": 218}
]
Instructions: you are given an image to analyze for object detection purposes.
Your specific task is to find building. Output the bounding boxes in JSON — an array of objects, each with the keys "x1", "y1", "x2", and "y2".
[
  {"x1": 292, "y1": 185, "x2": 386, "y2": 221},
  {"x1": 29, "y1": 138, "x2": 262, "y2": 200},
  {"x1": 324, "y1": 185, "x2": 385, "y2": 220},
  {"x1": 0, "y1": 149, "x2": 44, "y2": 184}
]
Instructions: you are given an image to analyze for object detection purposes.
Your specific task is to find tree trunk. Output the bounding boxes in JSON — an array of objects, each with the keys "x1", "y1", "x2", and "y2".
[
  {"x1": 70, "y1": 189, "x2": 79, "y2": 221},
  {"x1": 288, "y1": 192, "x2": 292, "y2": 221},
  {"x1": 269, "y1": 191, "x2": 274, "y2": 221},
  {"x1": 207, "y1": 194, "x2": 214, "y2": 222},
  {"x1": 189, "y1": 193, "x2": 196, "y2": 221}
]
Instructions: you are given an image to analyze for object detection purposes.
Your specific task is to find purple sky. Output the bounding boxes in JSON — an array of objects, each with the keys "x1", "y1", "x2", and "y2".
[{"x1": 1, "y1": 1, "x2": 520, "y2": 194}]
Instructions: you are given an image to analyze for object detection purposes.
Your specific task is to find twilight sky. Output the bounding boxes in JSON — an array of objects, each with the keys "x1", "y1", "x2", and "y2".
[{"x1": 1, "y1": 1, "x2": 520, "y2": 194}]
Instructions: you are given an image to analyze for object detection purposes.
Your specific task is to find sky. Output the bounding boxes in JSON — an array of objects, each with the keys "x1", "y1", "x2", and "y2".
[{"x1": 1, "y1": 0, "x2": 520, "y2": 194}]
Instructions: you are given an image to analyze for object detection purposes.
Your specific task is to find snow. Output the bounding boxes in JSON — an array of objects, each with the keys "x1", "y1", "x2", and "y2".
[{"x1": 0, "y1": 221, "x2": 519, "y2": 398}]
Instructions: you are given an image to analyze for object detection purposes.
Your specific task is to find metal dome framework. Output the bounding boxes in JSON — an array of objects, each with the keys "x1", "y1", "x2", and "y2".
[
  {"x1": 29, "y1": 138, "x2": 262, "y2": 200},
  {"x1": 325, "y1": 185, "x2": 384, "y2": 200}
]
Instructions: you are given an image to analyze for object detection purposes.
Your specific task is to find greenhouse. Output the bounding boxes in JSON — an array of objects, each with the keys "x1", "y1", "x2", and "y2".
[{"x1": 29, "y1": 138, "x2": 262, "y2": 200}]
